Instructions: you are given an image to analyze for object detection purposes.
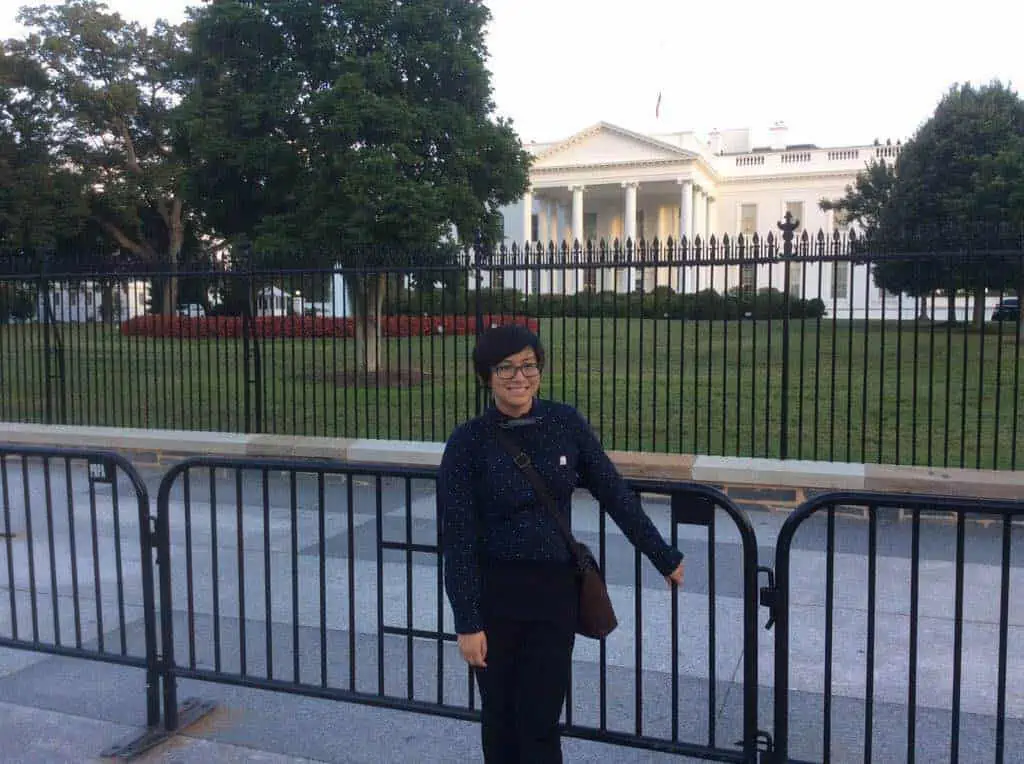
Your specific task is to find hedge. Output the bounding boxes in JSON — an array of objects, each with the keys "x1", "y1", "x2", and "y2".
[
  {"x1": 383, "y1": 287, "x2": 525, "y2": 317},
  {"x1": 386, "y1": 287, "x2": 826, "y2": 321},
  {"x1": 119, "y1": 314, "x2": 539, "y2": 339}
]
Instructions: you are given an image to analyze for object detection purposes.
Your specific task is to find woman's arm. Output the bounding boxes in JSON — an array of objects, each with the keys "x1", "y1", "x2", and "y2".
[
  {"x1": 437, "y1": 427, "x2": 485, "y2": 634},
  {"x1": 572, "y1": 410, "x2": 683, "y2": 576}
]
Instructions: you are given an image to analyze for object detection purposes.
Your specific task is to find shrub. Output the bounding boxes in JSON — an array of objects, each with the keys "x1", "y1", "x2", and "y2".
[
  {"x1": 119, "y1": 314, "x2": 539, "y2": 339},
  {"x1": 517, "y1": 287, "x2": 826, "y2": 321},
  {"x1": 384, "y1": 287, "x2": 525, "y2": 316}
]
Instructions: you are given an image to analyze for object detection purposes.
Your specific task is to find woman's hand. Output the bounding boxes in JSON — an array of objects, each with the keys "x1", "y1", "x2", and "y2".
[
  {"x1": 665, "y1": 561, "x2": 685, "y2": 588},
  {"x1": 457, "y1": 631, "x2": 488, "y2": 668}
]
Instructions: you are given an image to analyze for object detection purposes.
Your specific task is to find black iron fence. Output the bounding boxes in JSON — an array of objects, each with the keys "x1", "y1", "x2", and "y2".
[
  {"x1": 2, "y1": 232, "x2": 1022, "y2": 470},
  {"x1": 1, "y1": 446, "x2": 1022, "y2": 761}
]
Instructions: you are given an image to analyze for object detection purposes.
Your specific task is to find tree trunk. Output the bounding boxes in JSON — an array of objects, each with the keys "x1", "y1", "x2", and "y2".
[
  {"x1": 100, "y1": 282, "x2": 115, "y2": 323},
  {"x1": 947, "y1": 293, "x2": 957, "y2": 325},
  {"x1": 348, "y1": 272, "x2": 387, "y2": 373},
  {"x1": 972, "y1": 285, "x2": 986, "y2": 330},
  {"x1": 162, "y1": 205, "x2": 185, "y2": 315}
]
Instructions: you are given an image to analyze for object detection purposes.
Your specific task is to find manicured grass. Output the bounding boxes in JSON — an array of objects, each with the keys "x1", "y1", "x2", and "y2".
[{"x1": 1, "y1": 317, "x2": 1022, "y2": 469}]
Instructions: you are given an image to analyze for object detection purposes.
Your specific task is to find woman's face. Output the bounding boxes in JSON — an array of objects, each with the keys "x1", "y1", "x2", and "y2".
[{"x1": 489, "y1": 347, "x2": 541, "y2": 417}]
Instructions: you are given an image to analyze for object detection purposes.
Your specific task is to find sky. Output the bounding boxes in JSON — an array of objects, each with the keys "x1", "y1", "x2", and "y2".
[{"x1": 2, "y1": 0, "x2": 1022, "y2": 149}]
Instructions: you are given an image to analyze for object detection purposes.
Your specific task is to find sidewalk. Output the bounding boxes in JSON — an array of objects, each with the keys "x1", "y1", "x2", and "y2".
[{"x1": 0, "y1": 650, "x2": 693, "y2": 763}]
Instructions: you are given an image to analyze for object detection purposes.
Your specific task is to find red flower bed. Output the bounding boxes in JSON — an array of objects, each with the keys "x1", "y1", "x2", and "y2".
[{"x1": 119, "y1": 314, "x2": 539, "y2": 339}]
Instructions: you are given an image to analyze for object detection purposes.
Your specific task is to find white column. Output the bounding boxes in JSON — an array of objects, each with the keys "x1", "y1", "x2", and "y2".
[
  {"x1": 623, "y1": 182, "x2": 638, "y2": 242},
  {"x1": 656, "y1": 205, "x2": 671, "y2": 289},
  {"x1": 693, "y1": 187, "x2": 706, "y2": 289},
  {"x1": 538, "y1": 199, "x2": 550, "y2": 247},
  {"x1": 678, "y1": 179, "x2": 694, "y2": 242},
  {"x1": 571, "y1": 186, "x2": 584, "y2": 244},
  {"x1": 678, "y1": 179, "x2": 693, "y2": 293},
  {"x1": 570, "y1": 186, "x2": 585, "y2": 294},
  {"x1": 622, "y1": 182, "x2": 638, "y2": 293},
  {"x1": 521, "y1": 188, "x2": 533, "y2": 247},
  {"x1": 706, "y1": 195, "x2": 719, "y2": 287},
  {"x1": 538, "y1": 201, "x2": 553, "y2": 294},
  {"x1": 692, "y1": 185, "x2": 708, "y2": 240}
]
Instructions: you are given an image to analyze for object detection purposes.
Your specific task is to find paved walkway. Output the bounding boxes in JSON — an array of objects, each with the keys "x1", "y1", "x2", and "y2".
[{"x1": 0, "y1": 659, "x2": 698, "y2": 762}]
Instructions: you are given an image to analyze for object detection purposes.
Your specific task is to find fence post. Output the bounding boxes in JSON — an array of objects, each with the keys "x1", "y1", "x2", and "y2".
[
  {"x1": 39, "y1": 262, "x2": 53, "y2": 425},
  {"x1": 38, "y1": 251, "x2": 66, "y2": 425},
  {"x1": 474, "y1": 230, "x2": 488, "y2": 417},
  {"x1": 777, "y1": 213, "x2": 799, "y2": 460},
  {"x1": 239, "y1": 244, "x2": 263, "y2": 434}
]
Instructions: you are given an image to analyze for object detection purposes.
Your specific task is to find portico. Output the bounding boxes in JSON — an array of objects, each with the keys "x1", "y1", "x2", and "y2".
[
  {"x1": 503, "y1": 122, "x2": 721, "y2": 294},
  {"x1": 524, "y1": 179, "x2": 716, "y2": 292}
]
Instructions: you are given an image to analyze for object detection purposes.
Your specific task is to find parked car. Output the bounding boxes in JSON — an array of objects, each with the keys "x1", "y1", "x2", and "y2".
[{"x1": 992, "y1": 297, "x2": 1019, "y2": 322}]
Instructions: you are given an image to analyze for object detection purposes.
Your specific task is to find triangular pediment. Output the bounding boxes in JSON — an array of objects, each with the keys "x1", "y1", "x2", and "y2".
[{"x1": 531, "y1": 122, "x2": 695, "y2": 169}]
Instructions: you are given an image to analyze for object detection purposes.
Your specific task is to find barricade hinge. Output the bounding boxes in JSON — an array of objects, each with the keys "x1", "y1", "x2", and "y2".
[{"x1": 758, "y1": 565, "x2": 777, "y2": 631}]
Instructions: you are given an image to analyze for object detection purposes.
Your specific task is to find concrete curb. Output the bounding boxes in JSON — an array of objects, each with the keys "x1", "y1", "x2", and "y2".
[{"x1": 3, "y1": 423, "x2": 1022, "y2": 506}]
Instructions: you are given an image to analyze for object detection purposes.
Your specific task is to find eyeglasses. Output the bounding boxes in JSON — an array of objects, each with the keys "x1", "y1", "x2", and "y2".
[{"x1": 492, "y1": 361, "x2": 541, "y2": 380}]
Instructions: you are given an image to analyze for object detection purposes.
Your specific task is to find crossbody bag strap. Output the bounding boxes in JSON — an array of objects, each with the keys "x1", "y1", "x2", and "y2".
[{"x1": 492, "y1": 426, "x2": 581, "y2": 565}]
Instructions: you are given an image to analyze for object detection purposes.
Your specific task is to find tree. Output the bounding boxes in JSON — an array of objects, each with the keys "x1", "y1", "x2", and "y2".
[
  {"x1": 821, "y1": 82, "x2": 1024, "y2": 326},
  {"x1": 6, "y1": 1, "x2": 193, "y2": 313},
  {"x1": 0, "y1": 44, "x2": 90, "y2": 257},
  {"x1": 177, "y1": 0, "x2": 532, "y2": 371},
  {"x1": 886, "y1": 82, "x2": 1024, "y2": 326},
  {"x1": 819, "y1": 158, "x2": 897, "y2": 234},
  {"x1": 819, "y1": 158, "x2": 944, "y2": 319}
]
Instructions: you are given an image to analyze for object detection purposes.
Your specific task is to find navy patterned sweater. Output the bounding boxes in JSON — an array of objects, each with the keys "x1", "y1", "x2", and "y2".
[{"x1": 438, "y1": 399, "x2": 684, "y2": 634}]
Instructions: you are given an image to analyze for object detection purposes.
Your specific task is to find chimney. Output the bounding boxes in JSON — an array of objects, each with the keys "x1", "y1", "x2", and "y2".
[
  {"x1": 708, "y1": 128, "x2": 721, "y2": 154},
  {"x1": 769, "y1": 121, "x2": 789, "y2": 150}
]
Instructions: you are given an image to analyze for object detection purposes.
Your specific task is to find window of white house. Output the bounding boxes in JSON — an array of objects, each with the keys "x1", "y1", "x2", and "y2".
[
  {"x1": 785, "y1": 201, "x2": 804, "y2": 231},
  {"x1": 739, "y1": 204, "x2": 758, "y2": 291},
  {"x1": 740, "y1": 204, "x2": 757, "y2": 235},
  {"x1": 784, "y1": 202, "x2": 805, "y2": 296},
  {"x1": 531, "y1": 214, "x2": 538, "y2": 242},
  {"x1": 69, "y1": 291, "x2": 79, "y2": 307},
  {"x1": 637, "y1": 209, "x2": 646, "y2": 242},
  {"x1": 833, "y1": 209, "x2": 849, "y2": 231},
  {"x1": 583, "y1": 212, "x2": 598, "y2": 244},
  {"x1": 789, "y1": 264, "x2": 803, "y2": 297},
  {"x1": 832, "y1": 262, "x2": 849, "y2": 300},
  {"x1": 740, "y1": 264, "x2": 757, "y2": 293}
]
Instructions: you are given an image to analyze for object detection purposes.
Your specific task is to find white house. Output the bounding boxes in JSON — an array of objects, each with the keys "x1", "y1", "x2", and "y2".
[
  {"x1": 255, "y1": 286, "x2": 294, "y2": 317},
  {"x1": 494, "y1": 121, "x2": 1002, "y2": 321},
  {"x1": 38, "y1": 280, "x2": 149, "y2": 323}
]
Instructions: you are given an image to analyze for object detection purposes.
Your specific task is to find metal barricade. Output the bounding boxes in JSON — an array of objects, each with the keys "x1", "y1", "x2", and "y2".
[
  {"x1": 155, "y1": 456, "x2": 767, "y2": 761},
  {"x1": 0, "y1": 444, "x2": 161, "y2": 754},
  {"x1": 768, "y1": 491, "x2": 1024, "y2": 764}
]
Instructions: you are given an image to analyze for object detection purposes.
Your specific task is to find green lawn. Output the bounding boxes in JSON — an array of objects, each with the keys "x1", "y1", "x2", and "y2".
[{"x1": 2, "y1": 317, "x2": 1022, "y2": 470}]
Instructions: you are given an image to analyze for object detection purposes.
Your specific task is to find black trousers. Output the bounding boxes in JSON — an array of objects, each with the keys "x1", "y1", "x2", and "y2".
[{"x1": 473, "y1": 617, "x2": 575, "y2": 764}]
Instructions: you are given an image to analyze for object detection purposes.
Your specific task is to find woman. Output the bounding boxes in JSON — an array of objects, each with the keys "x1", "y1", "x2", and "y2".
[{"x1": 438, "y1": 324, "x2": 685, "y2": 764}]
